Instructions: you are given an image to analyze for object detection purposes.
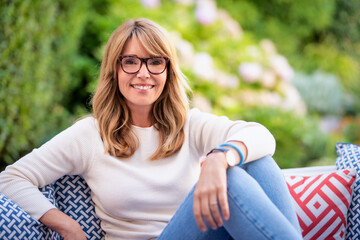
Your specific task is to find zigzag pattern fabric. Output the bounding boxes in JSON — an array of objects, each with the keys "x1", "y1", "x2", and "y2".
[
  {"x1": 0, "y1": 175, "x2": 105, "y2": 239},
  {"x1": 336, "y1": 142, "x2": 360, "y2": 240},
  {"x1": 286, "y1": 169, "x2": 356, "y2": 240}
]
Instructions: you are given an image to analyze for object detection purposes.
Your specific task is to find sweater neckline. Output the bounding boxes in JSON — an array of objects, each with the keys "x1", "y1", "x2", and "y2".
[{"x1": 131, "y1": 125, "x2": 154, "y2": 130}]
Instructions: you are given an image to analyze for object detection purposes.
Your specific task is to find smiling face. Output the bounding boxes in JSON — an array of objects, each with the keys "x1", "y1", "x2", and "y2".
[{"x1": 118, "y1": 37, "x2": 167, "y2": 114}]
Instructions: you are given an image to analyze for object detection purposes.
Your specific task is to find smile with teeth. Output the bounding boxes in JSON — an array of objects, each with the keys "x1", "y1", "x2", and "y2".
[{"x1": 131, "y1": 84, "x2": 154, "y2": 90}]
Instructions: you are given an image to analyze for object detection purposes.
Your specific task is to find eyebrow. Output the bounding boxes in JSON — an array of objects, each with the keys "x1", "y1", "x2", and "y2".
[
  {"x1": 121, "y1": 54, "x2": 138, "y2": 57},
  {"x1": 121, "y1": 54, "x2": 163, "y2": 58}
]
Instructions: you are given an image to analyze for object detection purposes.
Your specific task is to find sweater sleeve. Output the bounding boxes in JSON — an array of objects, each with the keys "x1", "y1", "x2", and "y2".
[
  {"x1": 0, "y1": 117, "x2": 97, "y2": 220},
  {"x1": 188, "y1": 108, "x2": 276, "y2": 162}
]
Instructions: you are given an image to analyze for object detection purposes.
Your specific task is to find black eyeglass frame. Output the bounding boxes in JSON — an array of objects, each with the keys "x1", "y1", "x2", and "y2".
[{"x1": 118, "y1": 55, "x2": 169, "y2": 75}]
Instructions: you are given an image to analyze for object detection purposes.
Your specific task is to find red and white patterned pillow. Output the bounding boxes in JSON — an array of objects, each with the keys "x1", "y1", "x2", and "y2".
[{"x1": 285, "y1": 169, "x2": 356, "y2": 240}]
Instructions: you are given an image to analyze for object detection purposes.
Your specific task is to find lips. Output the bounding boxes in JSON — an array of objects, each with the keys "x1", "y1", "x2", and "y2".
[{"x1": 131, "y1": 84, "x2": 154, "y2": 90}]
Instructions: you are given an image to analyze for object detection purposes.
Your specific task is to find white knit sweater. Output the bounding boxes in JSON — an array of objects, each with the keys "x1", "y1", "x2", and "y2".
[{"x1": 0, "y1": 108, "x2": 275, "y2": 239}]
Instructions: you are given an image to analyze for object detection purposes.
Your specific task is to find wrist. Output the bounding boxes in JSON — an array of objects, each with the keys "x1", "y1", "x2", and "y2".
[
  {"x1": 39, "y1": 209, "x2": 81, "y2": 236},
  {"x1": 206, "y1": 147, "x2": 237, "y2": 168},
  {"x1": 201, "y1": 151, "x2": 228, "y2": 169},
  {"x1": 201, "y1": 142, "x2": 246, "y2": 168},
  {"x1": 210, "y1": 150, "x2": 231, "y2": 169},
  {"x1": 219, "y1": 143, "x2": 245, "y2": 166}
]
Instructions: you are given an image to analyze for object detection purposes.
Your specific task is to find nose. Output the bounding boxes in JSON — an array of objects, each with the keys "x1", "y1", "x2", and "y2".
[{"x1": 137, "y1": 61, "x2": 150, "y2": 79}]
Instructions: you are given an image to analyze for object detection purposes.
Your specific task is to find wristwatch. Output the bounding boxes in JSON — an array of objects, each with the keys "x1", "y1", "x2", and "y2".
[{"x1": 207, "y1": 147, "x2": 237, "y2": 167}]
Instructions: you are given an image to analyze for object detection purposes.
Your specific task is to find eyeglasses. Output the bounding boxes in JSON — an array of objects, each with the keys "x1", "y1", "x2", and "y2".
[{"x1": 119, "y1": 55, "x2": 169, "y2": 75}]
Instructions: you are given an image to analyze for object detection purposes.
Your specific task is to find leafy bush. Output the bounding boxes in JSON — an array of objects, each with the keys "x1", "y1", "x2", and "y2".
[
  {"x1": 1, "y1": 0, "x2": 357, "y2": 171},
  {"x1": 301, "y1": 41, "x2": 360, "y2": 113},
  {"x1": 216, "y1": 0, "x2": 336, "y2": 54},
  {"x1": 217, "y1": 0, "x2": 360, "y2": 144},
  {"x1": 230, "y1": 107, "x2": 334, "y2": 168},
  {"x1": 292, "y1": 71, "x2": 344, "y2": 115},
  {"x1": 0, "y1": 0, "x2": 89, "y2": 169}
]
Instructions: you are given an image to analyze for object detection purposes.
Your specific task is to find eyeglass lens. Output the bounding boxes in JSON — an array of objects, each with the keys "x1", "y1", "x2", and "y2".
[{"x1": 121, "y1": 56, "x2": 167, "y2": 74}]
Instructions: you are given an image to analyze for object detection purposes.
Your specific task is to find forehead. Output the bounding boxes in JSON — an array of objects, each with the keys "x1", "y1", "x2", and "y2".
[
  {"x1": 121, "y1": 38, "x2": 149, "y2": 57},
  {"x1": 122, "y1": 37, "x2": 151, "y2": 57}
]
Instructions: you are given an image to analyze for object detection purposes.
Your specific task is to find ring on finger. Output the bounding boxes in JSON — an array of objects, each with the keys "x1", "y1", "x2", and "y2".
[{"x1": 210, "y1": 201, "x2": 218, "y2": 205}]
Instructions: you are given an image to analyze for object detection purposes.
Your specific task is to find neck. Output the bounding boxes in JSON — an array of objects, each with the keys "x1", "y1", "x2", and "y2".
[{"x1": 130, "y1": 106, "x2": 153, "y2": 127}]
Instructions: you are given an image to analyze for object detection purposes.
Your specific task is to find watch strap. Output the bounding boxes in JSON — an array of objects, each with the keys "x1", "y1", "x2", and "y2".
[
  {"x1": 206, "y1": 147, "x2": 229, "y2": 156},
  {"x1": 219, "y1": 143, "x2": 244, "y2": 166}
]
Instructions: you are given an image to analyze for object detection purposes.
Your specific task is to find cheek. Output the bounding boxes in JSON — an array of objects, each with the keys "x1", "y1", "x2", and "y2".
[
  {"x1": 161, "y1": 77, "x2": 167, "y2": 88},
  {"x1": 158, "y1": 73, "x2": 167, "y2": 89},
  {"x1": 157, "y1": 78, "x2": 167, "y2": 95},
  {"x1": 117, "y1": 72, "x2": 129, "y2": 90}
]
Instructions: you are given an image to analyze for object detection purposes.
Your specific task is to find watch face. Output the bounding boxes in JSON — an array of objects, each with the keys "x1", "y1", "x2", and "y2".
[{"x1": 226, "y1": 151, "x2": 236, "y2": 167}]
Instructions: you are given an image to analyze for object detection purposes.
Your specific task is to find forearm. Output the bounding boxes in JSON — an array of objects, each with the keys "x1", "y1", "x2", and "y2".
[
  {"x1": 39, "y1": 208, "x2": 86, "y2": 239},
  {"x1": 227, "y1": 122, "x2": 276, "y2": 162},
  {"x1": 0, "y1": 171, "x2": 56, "y2": 219}
]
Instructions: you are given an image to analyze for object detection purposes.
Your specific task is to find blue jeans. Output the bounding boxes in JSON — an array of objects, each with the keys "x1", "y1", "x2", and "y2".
[{"x1": 157, "y1": 156, "x2": 302, "y2": 240}]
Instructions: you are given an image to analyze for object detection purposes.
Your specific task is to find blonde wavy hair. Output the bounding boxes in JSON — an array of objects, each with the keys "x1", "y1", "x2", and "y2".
[{"x1": 92, "y1": 18, "x2": 190, "y2": 160}]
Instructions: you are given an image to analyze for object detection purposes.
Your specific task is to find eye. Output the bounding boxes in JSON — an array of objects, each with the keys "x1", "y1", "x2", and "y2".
[
  {"x1": 123, "y1": 57, "x2": 139, "y2": 65},
  {"x1": 149, "y1": 57, "x2": 165, "y2": 66}
]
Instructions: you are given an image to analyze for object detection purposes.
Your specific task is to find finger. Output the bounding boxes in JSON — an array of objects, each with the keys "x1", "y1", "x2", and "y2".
[
  {"x1": 193, "y1": 191, "x2": 207, "y2": 232},
  {"x1": 218, "y1": 187, "x2": 230, "y2": 221},
  {"x1": 201, "y1": 196, "x2": 217, "y2": 230},
  {"x1": 209, "y1": 197, "x2": 223, "y2": 227}
]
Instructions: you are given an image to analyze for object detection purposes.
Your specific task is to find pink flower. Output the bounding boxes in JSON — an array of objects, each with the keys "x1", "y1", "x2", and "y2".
[
  {"x1": 238, "y1": 62, "x2": 263, "y2": 83},
  {"x1": 217, "y1": 9, "x2": 242, "y2": 39},
  {"x1": 174, "y1": 0, "x2": 194, "y2": 5},
  {"x1": 260, "y1": 39, "x2": 277, "y2": 56},
  {"x1": 270, "y1": 55, "x2": 294, "y2": 81},
  {"x1": 279, "y1": 82, "x2": 307, "y2": 115},
  {"x1": 192, "y1": 94, "x2": 212, "y2": 112},
  {"x1": 140, "y1": 0, "x2": 160, "y2": 8},
  {"x1": 195, "y1": 0, "x2": 217, "y2": 25},
  {"x1": 214, "y1": 70, "x2": 239, "y2": 88},
  {"x1": 171, "y1": 33, "x2": 195, "y2": 68},
  {"x1": 261, "y1": 70, "x2": 276, "y2": 89},
  {"x1": 193, "y1": 52, "x2": 215, "y2": 80}
]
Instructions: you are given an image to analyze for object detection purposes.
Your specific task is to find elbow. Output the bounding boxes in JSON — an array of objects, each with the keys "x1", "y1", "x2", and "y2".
[
  {"x1": 268, "y1": 133, "x2": 276, "y2": 156},
  {"x1": 260, "y1": 124, "x2": 276, "y2": 156}
]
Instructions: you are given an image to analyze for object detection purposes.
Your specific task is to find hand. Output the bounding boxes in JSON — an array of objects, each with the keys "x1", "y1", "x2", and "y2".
[
  {"x1": 60, "y1": 222, "x2": 87, "y2": 240},
  {"x1": 193, "y1": 152, "x2": 230, "y2": 232},
  {"x1": 39, "y1": 208, "x2": 87, "y2": 240}
]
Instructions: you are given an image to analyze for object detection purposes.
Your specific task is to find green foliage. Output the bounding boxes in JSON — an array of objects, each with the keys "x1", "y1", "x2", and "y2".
[
  {"x1": 217, "y1": 0, "x2": 336, "y2": 54},
  {"x1": 232, "y1": 107, "x2": 333, "y2": 168},
  {"x1": 337, "y1": 116, "x2": 360, "y2": 146},
  {"x1": 343, "y1": 122, "x2": 360, "y2": 144},
  {"x1": 0, "y1": 0, "x2": 89, "y2": 169},
  {"x1": 1, "y1": 0, "x2": 358, "y2": 170},
  {"x1": 292, "y1": 71, "x2": 344, "y2": 115},
  {"x1": 329, "y1": 0, "x2": 360, "y2": 46},
  {"x1": 301, "y1": 40, "x2": 360, "y2": 113},
  {"x1": 221, "y1": 0, "x2": 360, "y2": 114}
]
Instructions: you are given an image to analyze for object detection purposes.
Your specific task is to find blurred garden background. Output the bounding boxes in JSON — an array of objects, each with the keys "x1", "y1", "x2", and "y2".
[{"x1": 1, "y1": 0, "x2": 359, "y2": 170}]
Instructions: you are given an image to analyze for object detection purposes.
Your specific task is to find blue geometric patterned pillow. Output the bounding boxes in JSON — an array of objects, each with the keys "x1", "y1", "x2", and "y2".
[
  {"x1": 0, "y1": 175, "x2": 105, "y2": 240},
  {"x1": 0, "y1": 185, "x2": 60, "y2": 240},
  {"x1": 335, "y1": 142, "x2": 360, "y2": 239},
  {"x1": 53, "y1": 175, "x2": 105, "y2": 240}
]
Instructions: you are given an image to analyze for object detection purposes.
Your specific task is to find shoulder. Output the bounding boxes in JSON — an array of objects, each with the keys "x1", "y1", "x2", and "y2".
[
  {"x1": 187, "y1": 108, "x2": 231, "y2": 125},
  {"x1": 188, "y1": 108, "x2": 215, "y2": 120},
  {"x1": 74, "y1": 115, "x2": 97, "y2": 128},
  {"x1": 60, "y1": 115, "x2": 100, "y2": 140}
]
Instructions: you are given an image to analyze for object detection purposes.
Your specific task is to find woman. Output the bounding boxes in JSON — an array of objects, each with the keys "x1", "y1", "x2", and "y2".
[{"x1": 0, "y1": 18, "x2": 302, "y2": 239}]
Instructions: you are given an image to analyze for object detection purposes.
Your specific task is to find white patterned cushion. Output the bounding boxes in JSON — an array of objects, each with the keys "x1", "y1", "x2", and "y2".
[
  {"x1": 336, "y1": 142, "x2": 360, "y2": 239},
  {"x1": 285, "y1": 169, "x2": 356, "y2": 240}
]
